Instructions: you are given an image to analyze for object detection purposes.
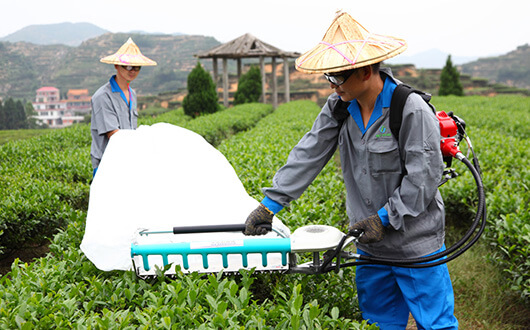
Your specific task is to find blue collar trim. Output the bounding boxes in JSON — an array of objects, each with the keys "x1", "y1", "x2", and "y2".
[
  {"x1": 347, "y1": 77, "x2": 397, "y2": 134},
  {"x1": 109, "y1": 75, "x2": 131, "y2": 108}
]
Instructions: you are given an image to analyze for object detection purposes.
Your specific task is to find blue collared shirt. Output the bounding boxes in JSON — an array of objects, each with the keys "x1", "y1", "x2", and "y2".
[{"x1": 90, "y1": 75, "x2": 138, "y2": 168}]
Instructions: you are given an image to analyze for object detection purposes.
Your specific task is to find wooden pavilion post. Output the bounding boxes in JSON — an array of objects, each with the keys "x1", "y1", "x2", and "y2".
[
  {"x1": 212, "y1": 57, "x2": 219, "y2": 88},
  {"x1": 283, "y1": 56, "x2": 290, "y2": 103},
  {"x1": 272, "y1": 57, "x2": 277, "y2": 108},
  {"x1": 260, "y1": 56, "x2": 266, "y2": 103},
  {"x1": 237, "y1": 58, "x2": 242, "y2": 78},
  {"x1": 222, "y1": 57, "x2": 229, "y2": 108}
]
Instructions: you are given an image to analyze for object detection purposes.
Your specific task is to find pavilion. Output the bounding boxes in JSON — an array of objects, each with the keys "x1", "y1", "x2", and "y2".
[{"x1": 195, "y1": 33, "x2": 300, "y2": 108}]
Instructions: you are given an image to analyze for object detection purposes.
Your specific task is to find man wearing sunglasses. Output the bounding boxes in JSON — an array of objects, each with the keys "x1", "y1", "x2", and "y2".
[
  {"x1": 90, "y1": 38, "x2": 156, "y2": 177},
  {"x1": 244, "y1": 12, "x2": 458, "y2": 330}
]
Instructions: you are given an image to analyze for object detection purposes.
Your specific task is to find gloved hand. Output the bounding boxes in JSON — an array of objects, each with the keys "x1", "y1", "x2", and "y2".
[
  {"x1": 349, "y1": 214, "x2": 385, "y2": 244},
  {"x1": 244, "y1": 203, "x2": 274, "y2": 235}
]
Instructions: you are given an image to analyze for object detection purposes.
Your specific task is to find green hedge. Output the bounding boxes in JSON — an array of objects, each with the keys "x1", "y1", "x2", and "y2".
[
  {"x1": 1, "y1": 96, "x2": 528, "y2": 328},
  {"x1": 217, "y1": 100, "x2": 362, "y2": 321},
  {"x1": 0, "y1": 101, "x2": 374, "y2": 328},
  {"x1": 0, "y1": 103, "x2": 273, "y2": 257},
  {"x1": 138, "y1": 108, "x2": 191, "y2": 126},
  {"x1": 0, "y1": 125, "x2": 92, "y2": 254},
  {"x1": 181, "y1": 103, "x2": 274, "y2": 147},
  {"x1": 434, "y1": 95, "x2": 530, "y2": 300}
]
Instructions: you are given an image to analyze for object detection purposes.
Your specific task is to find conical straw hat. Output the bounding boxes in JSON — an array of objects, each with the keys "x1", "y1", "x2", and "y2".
[
  {"x1": 100, "y1": 38, "x2": 157, "y2": 66},
  {"x1": 295, "y1": 12, "x2": 406, "y2": 74}
]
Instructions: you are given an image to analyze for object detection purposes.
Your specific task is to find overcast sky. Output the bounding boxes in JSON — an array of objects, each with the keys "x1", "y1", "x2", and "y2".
[{"x1": 2, "y1": 0, "x2": 529, "y2": 58}]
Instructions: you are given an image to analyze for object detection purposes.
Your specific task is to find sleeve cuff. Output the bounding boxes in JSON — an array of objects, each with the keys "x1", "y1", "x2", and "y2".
[
  {"x1": 377, "y1": 207, "x2": 390, "y2": 227},
  {"x1": 261, "y1": 196, "x2": 284, "y2": 215}
]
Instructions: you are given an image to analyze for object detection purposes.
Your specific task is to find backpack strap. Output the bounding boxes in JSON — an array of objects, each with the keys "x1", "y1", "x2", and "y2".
[
  {"x1": 390, "y1": 84, "x2": 435, "y2": 141},
  {"x1": 328, "y1": 94, "x2": 351, "y2": 123}
]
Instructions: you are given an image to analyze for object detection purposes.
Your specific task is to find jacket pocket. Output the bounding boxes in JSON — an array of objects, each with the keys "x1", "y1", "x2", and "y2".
[{"x1": 367, "y1": 139, "x2": 402, "y2": 175}]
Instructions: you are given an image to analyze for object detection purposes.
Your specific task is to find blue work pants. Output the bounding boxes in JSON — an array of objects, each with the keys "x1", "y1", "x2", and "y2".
[{"x1": 356, "y1": 247, "x2": 458, "y2": 329}]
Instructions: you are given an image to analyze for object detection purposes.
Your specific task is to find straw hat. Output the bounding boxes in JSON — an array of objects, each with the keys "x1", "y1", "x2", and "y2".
[
  {"x1": 295, "y1": 12, "x2": 407, "y2": 74},
  {"x1": 100, "y1": 37, "x2": 157, "y2": 66}
]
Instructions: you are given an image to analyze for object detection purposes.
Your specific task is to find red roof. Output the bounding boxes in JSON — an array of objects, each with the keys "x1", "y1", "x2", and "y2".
[{"x1": 37, "y1": 86, "x2": 59, "y2": 92}]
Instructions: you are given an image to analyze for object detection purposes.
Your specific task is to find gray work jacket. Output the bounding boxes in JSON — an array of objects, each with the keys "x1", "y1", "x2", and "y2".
[
  {"x1": 263, "y1": 68, "x2": 445, "y2": 258},
  {"x1": 90, "y1": 79, "x2": 138, "y2": 169}
]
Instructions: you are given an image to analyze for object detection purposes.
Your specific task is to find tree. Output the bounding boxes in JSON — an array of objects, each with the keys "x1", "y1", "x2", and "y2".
[
  {"x1": 3, "y1": 98, "x2": 17, "y2": 129},
  {"x1": 0, "y1": 99, "x2": 36, "y2": 130},
  {"x1": 25, "y1": 101, "x2": 39, "y2": 129},
  {"x1": 0, "y1": 100, "x2": 5, "y2": 130},
  {"x1": 13, "y1": 100, "x2": 28, "y2": 129},
  {"x1": 234, "y1": 65, "x2": 262, "y2": 105},
  {"x1": 439, "y1": 55, "x2": 464, "y2": 96},
  {"x1": 183, "y1": 62, "x2": 219, "y2": 118}
]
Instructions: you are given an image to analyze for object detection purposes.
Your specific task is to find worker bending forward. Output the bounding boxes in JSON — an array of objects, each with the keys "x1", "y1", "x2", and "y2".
[{"x1": 244, "y1": 12, "x2": 458, "y2": 330}]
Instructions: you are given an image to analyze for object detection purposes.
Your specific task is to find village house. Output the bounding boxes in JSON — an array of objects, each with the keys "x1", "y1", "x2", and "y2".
[{"x1": 32, "y1": 87, "x2": 88, "y2": 128}]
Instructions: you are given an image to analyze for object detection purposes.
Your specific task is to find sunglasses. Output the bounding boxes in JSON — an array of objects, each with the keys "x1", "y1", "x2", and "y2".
[
  {"x1": 121, "y1": 65, "x2": 141, "y2": 72},
  {"x1": 324, "y1": 69, "x2": 355, "y2": 86}
]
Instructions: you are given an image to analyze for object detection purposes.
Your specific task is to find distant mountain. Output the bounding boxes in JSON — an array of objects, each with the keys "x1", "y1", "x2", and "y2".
[
  {"x1": 0, "y1": 22, "x2": 109, "y2": 46},
  {"x1": 0, "y1": 33, "x2": 220, "y2": 100},
  {"x1": 385, "y1": 48, "x2": 479, "y2": 69},
  {"x1": 460, "y1": 44, "x2": 530, "y2": 90}
]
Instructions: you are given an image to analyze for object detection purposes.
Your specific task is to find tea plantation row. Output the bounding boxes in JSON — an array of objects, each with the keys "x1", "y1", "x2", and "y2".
[
  {"x1": 0, "y1": 95, "x2": 528, "y2": 328},
  {"x1": 432, "y1": 95, "x2": 529, "y2": 299},
  {"x1": 0, "y1": 102, "x2": 373, "y2": 328},
  {"x1": 0, "y1": 104, "x2": 273, "y2": 255}
]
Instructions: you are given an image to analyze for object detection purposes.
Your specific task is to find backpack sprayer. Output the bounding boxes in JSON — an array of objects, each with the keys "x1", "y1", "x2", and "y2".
[{"x1": 131, "y1": 111, "x2": 486, "y2": 278}]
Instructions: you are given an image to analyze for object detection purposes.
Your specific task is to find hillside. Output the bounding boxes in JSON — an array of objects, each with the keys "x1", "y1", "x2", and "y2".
[
  {"x1": 0, "y1": 30, "x2": 528, "y2": 103},
  {"x1": 0, "y1": 22, "x2": 108, "y2": 46},
  {"x1": 460, "y1": 44, "x2": 530, "y2": 90},
  {"x1": 0, "y1": 33, "x2": 220, "y2": 100}
]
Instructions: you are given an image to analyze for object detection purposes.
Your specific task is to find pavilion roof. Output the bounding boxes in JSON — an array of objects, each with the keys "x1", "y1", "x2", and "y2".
[{"x1": 196, "y1": 33, "x2": 300, "y2": 59}]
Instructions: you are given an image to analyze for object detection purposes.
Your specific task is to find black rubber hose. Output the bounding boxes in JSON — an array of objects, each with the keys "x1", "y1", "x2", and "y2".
[{"x1": 322, "y1": 155, "x2": 486, "y2": 271}]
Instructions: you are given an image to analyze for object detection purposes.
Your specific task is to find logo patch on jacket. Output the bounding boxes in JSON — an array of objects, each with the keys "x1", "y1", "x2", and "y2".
[{"x1": 376, "y1": 125, "x2": 392, "y2": 138}]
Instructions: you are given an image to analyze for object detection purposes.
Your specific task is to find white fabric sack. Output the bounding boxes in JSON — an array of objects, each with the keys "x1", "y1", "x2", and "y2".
[{"x1": 80, "y1": 123, "x2": 288, "y2": 271}]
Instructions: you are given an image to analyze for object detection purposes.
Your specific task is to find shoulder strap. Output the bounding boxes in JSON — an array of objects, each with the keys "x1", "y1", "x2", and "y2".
[
  {"x1": 329, "y1": 94, "x2": 351, "y2": 123},
  {"x1": 390, "y1": 83, "x2": 434, "y2": 141}
]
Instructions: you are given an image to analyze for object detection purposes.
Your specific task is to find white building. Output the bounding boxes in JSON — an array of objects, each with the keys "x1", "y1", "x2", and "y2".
[{"x1": 32, "y1": 87, "x2": 87, "y2": 128}]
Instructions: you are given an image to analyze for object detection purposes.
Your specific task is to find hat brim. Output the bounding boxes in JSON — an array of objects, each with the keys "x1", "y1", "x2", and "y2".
[
  {"x1": 100, "y1": 38, "x2": 157, "y2": 66},
  {"x1": 295, "y1": 13, "x2": 407, "y2": 74},
  {"x1": 100, "y1": 54, "x2": 157, "y2": 66}
]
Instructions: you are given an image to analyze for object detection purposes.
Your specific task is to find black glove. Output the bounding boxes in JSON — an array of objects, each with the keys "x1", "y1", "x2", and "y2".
[
  {"x1": 244, "y1": 203, "x2": 274, "y2": 235},
  {"x1": 349, "y1": 214, "x2": 385, "y2": 244}
]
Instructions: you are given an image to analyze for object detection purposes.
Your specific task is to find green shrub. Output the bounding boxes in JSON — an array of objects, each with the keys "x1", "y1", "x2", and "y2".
[
  {"x1": 438, "y1": 55, "x2": 464, "y2": 96},
  {"x1": 1, "y1": 96, "x2": 528, "y2": 327},
  {"x1": 182, "y1": 103, "x2": 273, "y2": 146},
  {"x1": 138, "y1": 108, "x2": 191, "y2": 126},
  {"x1": 183, "y1": 62, "x2": 219, "y2": 118},
  {"x1": 0, "y1": 101, "x2": 374, "y2": 329},
  {"x1": 435, "y1": 95, "x2": 530, "y2": 300},
  {"x1": 234, "y1": 65, "x2": 262, "y2": 105},
  {"x1": 0, "y1": 125, "x2": 91, "y2": 254}
]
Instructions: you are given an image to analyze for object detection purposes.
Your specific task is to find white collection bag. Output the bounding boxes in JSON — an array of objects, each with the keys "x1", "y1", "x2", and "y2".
[{"x1": 80, "y1": 123, "x2": 288, "y2": 271}]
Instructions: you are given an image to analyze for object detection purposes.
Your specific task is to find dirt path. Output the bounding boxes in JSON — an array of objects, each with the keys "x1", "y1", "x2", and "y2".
[{"x1": 0, "y1": 244, "x2": 50, "y2": 275}]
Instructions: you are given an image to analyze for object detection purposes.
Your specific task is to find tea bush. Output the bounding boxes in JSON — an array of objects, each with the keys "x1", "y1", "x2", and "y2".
[
  {"x1": 182, "y1": 103, "x2": 274, "y2": 147},
  {"x1": 0, "y1": 95, "x2": 528, "y2": 327},
  {"x1": 434, "y1": 95, "x2": 530, "y2": 299},
  {"x1": 138, "y1": 108, "x2": 191, "y2": 126},
  {"x1": 0, "y1": 124, "x2": 92, "y2": 255},
  {"x1": 217, "y1": 101, "x2": 362, "y2": 319},
  {"x1": 0, "y1": 103, "x2": 272, "y2": 257},
  {"x1": 0, "y1": 101, "x2": 374, "y2": 328}
]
